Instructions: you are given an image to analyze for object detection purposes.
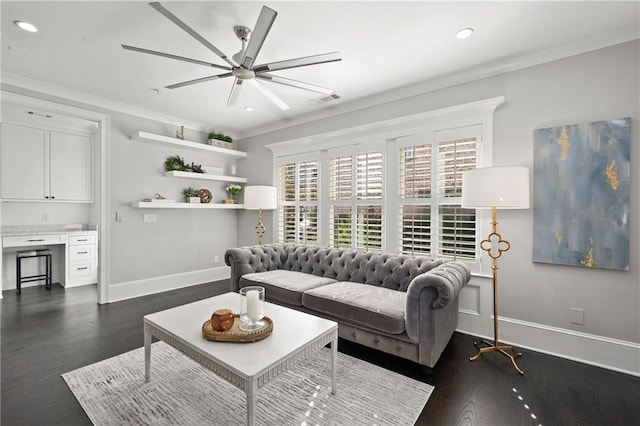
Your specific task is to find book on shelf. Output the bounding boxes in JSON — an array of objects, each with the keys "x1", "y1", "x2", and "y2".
[{"x1": 142, "y1": 198, "x2": 176, "y2": 203}]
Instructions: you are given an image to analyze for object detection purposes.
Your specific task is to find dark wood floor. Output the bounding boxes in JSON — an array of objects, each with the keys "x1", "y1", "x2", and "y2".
[{"x1": 2, "y1": 282, "x2": 639, "y2": 425}]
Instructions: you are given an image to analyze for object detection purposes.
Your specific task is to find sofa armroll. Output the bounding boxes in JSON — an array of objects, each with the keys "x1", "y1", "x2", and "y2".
[
  {"x1": 225, "y1": 245, "x2": 285, "y2": 292},
  {"x1": 405, "y1": 261, "x2": 471, "y2": 341}
]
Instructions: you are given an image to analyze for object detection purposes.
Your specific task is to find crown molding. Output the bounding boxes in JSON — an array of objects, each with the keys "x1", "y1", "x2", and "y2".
[
  {"x1": 241, "y1": 23, "x2": 639, "y2": 140},
  {"x1": 265, "y1": 96, "x2": 505, "y2": 156},
  {"x1": 1, "y1": 72, "x2": 212, "y2": 132}
]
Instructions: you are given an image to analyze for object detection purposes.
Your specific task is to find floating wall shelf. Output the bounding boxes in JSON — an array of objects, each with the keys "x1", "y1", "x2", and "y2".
[
  {"x1": 131, "y1": 202, "x2": 244, "y2": 209},
  {"x1": 131, "y1": 131, "x2": 247, "y2": 159},
  {"x1": 164, "y1": 170, "x2": 247, "y2": 183}
]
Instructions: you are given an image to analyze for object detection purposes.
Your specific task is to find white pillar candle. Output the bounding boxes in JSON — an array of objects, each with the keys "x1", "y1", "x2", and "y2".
[{"x1": 246, "y1": 290, "x2": 260, "y2": 320}]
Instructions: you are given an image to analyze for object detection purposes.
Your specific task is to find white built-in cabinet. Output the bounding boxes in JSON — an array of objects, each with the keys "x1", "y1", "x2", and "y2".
[
  {"x1": 0, "y1": 123, "x2": 92, "y2": 202},
  {"x1": 65, "y1": 232, "x2": 98, "y2": 287}
]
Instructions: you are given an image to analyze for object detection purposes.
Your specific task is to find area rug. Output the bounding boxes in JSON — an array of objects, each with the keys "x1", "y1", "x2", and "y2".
[{"x1": 62, "y1": 342, "x2": 433, "y2": 425}]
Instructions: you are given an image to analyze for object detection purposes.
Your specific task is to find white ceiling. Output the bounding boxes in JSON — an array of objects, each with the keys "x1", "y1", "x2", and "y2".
[{"x1": 2, "y1": 1, "x2": 638, "y2": 138}]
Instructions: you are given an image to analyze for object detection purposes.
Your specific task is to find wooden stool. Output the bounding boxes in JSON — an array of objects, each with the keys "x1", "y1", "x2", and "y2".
[{"x1": 16, "y1": 249, "x2": 52, "y2": 295}]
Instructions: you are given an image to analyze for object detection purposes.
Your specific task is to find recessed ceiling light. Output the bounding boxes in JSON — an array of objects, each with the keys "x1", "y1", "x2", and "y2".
[
  {"x1": 245, "y1": 106, "x2": 254, "y2": 112},
  {"x1": 456, "y1": 28, "x2": 474, "y2": 40},
  {"x1": 14, "y1": 20, "x2": 38, "y2": 33}
]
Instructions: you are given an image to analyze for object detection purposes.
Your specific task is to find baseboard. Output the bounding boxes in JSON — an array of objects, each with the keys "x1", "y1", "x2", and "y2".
[
  {"x1": 457, "y1": 313, "x2": 640, "y2": 377},
  {"x1": 107, "y1": 266, "x2": 230, "y2": 303}
]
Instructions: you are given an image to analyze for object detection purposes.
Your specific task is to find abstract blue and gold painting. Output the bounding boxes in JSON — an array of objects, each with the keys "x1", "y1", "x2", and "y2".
[{"x1": 533, "y1": 117, "x2": 630, "y2": 270}]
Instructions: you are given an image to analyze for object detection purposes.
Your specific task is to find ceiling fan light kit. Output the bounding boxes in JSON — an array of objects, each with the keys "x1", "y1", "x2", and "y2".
[
  {"x1": 14, "y1": 20, "x2": 38, "y2": 33},
  {"x1": 123, "y1": 2, "x2": 341, "y2": 111}
]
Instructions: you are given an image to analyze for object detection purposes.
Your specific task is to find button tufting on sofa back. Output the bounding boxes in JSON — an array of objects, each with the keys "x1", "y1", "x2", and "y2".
[
  {"x1": 277, "y1": 245, "x2": 443, "y2": 291},
  {"x1": 245, "y1": 244, "x2": 288, "y2": 272}
]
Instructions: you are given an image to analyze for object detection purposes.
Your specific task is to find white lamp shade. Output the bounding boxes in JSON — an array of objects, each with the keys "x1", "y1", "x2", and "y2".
[
  {"x1": 244, "y1": 185, "x2": 277, "y2": 210},
  {"x1": 462, "y1": 167, "x2": 530, "y2": 209}
]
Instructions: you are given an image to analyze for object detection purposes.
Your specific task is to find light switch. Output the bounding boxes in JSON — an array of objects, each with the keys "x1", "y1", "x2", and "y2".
[{"x1": 143, "y1": 214, "x2": 157, "y2": 223}]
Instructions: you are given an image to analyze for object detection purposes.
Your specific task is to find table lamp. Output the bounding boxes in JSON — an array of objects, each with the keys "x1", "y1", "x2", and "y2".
[
  {"x1": 244, "y1": 185, "x2": 277, "y2": 245},
  {"x1": 462, "y1": 166, "x2": 530, "y2": 375}
]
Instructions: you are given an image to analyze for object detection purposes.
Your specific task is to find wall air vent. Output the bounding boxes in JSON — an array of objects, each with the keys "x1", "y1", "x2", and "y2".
[{"x1": 312, "y1": 93, "x2": 341, "y2": 104}]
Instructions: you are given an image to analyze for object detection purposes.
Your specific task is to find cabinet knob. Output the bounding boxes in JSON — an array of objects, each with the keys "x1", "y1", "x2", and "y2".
[
  {"x1": 77, "y1": 251, "x2": 88, "y2": 254},
  {"x1": 77, "y1": 266, "x2": 89, "y2": 271}
]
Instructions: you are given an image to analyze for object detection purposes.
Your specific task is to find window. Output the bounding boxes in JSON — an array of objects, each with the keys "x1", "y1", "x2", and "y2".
[
  {"x1": 277, "y1": 159, "x2": 318, "y2": 244},
  {"x1": 398, "y1": 127, "x2": 480, "y2": 260},
  {"x1": 329, "y1": 150, "x2": 383, "y2": 251},
  {"x1": 269, "y1": 96, "x2": 503, "y2": 273}
]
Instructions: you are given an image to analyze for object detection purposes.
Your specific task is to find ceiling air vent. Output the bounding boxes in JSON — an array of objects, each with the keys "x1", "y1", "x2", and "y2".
[
  {"x1": 25, "y1": 110, "x2": 53, "y2": 119},
  {"x1": 312, "y1": 93, "x2": 340, "y2": 104}
]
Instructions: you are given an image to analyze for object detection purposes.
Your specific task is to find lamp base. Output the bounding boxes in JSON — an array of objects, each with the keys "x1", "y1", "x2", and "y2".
[{"x1": 470, "y1": 338, "x2": 524, "y2": 375}]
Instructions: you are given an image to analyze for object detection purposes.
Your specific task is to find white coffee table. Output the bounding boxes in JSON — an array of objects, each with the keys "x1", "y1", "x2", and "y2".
[{"x1": 143, "y1": 292, "x2": 338, "y2": 425}]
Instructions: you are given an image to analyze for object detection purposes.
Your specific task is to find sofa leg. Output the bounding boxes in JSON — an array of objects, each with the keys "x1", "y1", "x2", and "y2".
[{"x1": 421, "y1": 365, "x2": 434, "y2": 376}]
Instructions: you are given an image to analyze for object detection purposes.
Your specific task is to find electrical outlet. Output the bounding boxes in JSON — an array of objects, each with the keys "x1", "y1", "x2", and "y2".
[
  {"x1": 41, "y1": 212, "x2": 49, "y2": 222},
  {"x1": 214, "y1": 256, "x2": 220, "y2": 264},
  {"x1": 570, "y1": 307, "x2": 584, "y2": 325},
  {"x1": 143, "y1": 214, "x2": 157, "y2": 223},
  {"x1": 115, "y1": 210, "x2": 123, "y2": 222}
]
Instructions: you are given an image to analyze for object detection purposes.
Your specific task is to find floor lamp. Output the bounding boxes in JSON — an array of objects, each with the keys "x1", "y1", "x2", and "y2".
[
  {"x1": 461, "y1": 166, "x2": 530, "y2": 375},
  {"x1": 244, "y1": 185, "x2": 277, "y2": 245}
]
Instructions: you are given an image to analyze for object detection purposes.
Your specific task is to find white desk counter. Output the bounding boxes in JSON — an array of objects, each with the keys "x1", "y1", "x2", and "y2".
[{"x1": 1, "y1": 226, "x2": 98, "y2": 290}]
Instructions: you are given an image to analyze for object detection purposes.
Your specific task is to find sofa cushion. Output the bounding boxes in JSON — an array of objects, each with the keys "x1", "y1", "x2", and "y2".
[
  {"x1": 240, "y1": 270, "x2": 337, "y2": 306},
  {"x1": 302, "y1": 282, "x2": 406, "y2": 335}
]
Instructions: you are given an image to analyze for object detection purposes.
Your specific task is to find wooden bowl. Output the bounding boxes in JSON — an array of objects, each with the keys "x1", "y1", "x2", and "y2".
[{"x1": 210, "y1": 308, "x2": 234, "y2": 331}]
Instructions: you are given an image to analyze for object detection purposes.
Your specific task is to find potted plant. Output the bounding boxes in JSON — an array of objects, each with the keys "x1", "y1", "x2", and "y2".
[
  {"x1": 207, "y1": 132, "x2": 233, "y2": 149},
  {"x1": 183, "y1": 187, "x2": 200, "y2": 203},
  {"x1": 164, "y1": 154, "x2": 188, "y2": 172},
  {"x1": 225, "y1": 184, "x2": 242, "y2": 204}
]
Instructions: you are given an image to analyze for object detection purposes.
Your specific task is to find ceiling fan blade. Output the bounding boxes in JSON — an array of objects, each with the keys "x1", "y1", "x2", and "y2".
[
  {"x1": 255, "y1": 73, "x2": 335, "y2": 95},
  {"x1": 149, "y1": 2, "x2": 237, "y2": 67},
  {"x1": 241, "y1": 6, "x2": 277, "y2": 69},
  {"x1": 253, "y1": 51, "x2": 341, "y2": 73},
  {"x1": 227, "y1": 78, "x2": 243, "y2": 107},
  {"x1": 165, "y1": 72, "x2": 233, "y2": 90},
  {"x1": 248, "y1": 79, "x2": 290, "y2": 110},
  {"x1": 122, "y1": 45, "x2": 231, "y2": 71}
]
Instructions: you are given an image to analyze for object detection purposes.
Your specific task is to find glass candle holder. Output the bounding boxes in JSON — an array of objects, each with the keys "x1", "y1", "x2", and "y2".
[{"x1": 239, "y1": 286, "x2": 265, "y2": 331}]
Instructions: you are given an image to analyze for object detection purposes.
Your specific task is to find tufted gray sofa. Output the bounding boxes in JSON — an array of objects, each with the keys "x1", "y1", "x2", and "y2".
[{"x1": 225, "y1": 243, "x2": 471, "y2": 369}]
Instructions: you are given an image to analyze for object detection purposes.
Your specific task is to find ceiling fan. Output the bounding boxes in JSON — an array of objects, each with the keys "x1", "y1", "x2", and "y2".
[{"x1": 122, "y1": 2, "x2": 341, "y2": 110}]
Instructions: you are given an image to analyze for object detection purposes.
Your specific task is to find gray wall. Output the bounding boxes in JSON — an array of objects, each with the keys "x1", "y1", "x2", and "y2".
[
  {"x1": 108, "y1": 112, "x2": 238, "y2": 284},
  {"x1": 237, "y1": 41, "x2": 639, "y2": 344}
]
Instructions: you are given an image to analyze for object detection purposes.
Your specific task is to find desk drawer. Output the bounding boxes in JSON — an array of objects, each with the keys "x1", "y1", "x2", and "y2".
[
  {"x1": 69, "y1": 261, "x2": 96, "y2": 278},
  {"x1": 2, "y1": 234, "x2": 65, "y2": 248},
  {"x1": 68, "y1": 234, "x2": 96, "y2": 245},
  {"x1": 68, "y1": 244, "x2": 95, "y2": 261}
]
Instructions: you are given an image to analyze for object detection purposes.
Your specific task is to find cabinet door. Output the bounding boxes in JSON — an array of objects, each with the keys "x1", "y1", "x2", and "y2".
[
  {"x1": 0, "y1": 123, "x2": 49, "y2": 200},
  {"x1": 50, "y1": 131, "x2": 92, "y2": 201}
]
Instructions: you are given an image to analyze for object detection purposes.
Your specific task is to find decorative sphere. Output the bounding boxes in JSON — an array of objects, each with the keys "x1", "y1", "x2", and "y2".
[{"x1": 211, "y1": 308, "x2": 234, "y2": 331}]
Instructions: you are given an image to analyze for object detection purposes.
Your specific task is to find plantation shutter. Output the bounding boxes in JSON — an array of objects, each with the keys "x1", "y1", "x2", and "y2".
[
  {"x1": 329, "y1": 150, "x2": 383, "y2": 251},
  {"x1": 277, "y1": 160, "x2": 319, "y2": 244},
  {"x1": 399, "y1": 143, "x2": 432, "y2": 255},
  {"x1": 356, "y1": 152, "x2": 383, "y2": 199},
  {"x1": 329, "y1": 156, "x2": 352, "y2": 200},
  {"x1": 329, "y1": 205, "x2": 352, "y2": 248},
  {"x1": 399, "y1": 145, "x2": 432, "y2": 199},
  {"x1": 436, "y1": 137, "x2": 477, "y2": 259}
]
